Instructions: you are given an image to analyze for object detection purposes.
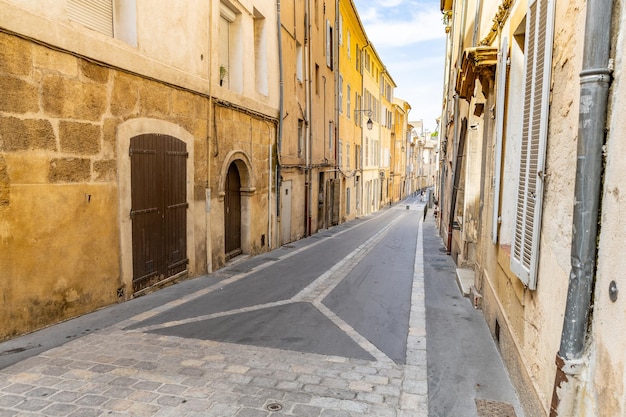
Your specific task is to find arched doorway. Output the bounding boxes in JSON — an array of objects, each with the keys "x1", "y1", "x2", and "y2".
[
  {"x1": 224, "y1": 162, "x2": 242, "y2": 260},
  {"x1": 130, "y1": 133, "x2": 188, "y2": 292}
]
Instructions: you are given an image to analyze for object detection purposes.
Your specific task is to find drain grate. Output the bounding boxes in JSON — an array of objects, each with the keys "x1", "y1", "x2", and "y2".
[
  {"x1": 266, "y1": 402, "x2": 283, "y2": 411},
  {"x1": 475, "y1": 399, "x2": 517, "y2": 417}
]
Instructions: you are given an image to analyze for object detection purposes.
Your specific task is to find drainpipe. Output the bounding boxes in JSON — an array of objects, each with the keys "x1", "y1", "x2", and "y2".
[
  {"x1": 361, "y1": 41, "x2": 371, "y2": 217},
  {"x1": 304, "y1": 0, "x2": 313, "y2": 236},
  {"x1": 550, "y1": 0, "x2": 613, "y2": 415},
  {"x1": 205, "y1": 1, "x2": 215, "y2": 273},
  {"x1": 276, "y1": 0, "x2": 284, "y2": 245},
  {"x1": 334, "y1": 0, "x2": 340, "y2": 189}
]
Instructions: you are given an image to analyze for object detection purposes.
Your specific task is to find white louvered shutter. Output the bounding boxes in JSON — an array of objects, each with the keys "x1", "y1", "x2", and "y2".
[
  {"x1": 67, "y1": 0, "x2": 113, "y2": 37},
  {"x1": 510, "y1": 0, "x2": 556, "y2": 289},
  {"x1": 492, "y1": 36, "x2": 508, "y2": 244}
]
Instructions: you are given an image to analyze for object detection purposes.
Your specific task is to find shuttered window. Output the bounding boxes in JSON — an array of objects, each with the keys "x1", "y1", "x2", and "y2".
[
  {"x1": 338, "y1": 75, "x2": 343, "y2": 114},
  {"x1": 67, "y1": 0, "x2": 137, "y2": 46},
  {"x1": 67, "y1": 0, "x2": 113, "y2": 37},
  {"x1": 510, "y1": 0, "x2": 555, "y2": 289},
  {"x1": 492, "y1": 36, "x2": 508, "y2": 244},
  {"x1": 326, "y1": 19, "x2": 333, "y2": 69}
]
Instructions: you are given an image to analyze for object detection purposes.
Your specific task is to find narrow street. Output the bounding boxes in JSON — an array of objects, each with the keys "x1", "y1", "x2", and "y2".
[{"x1": 0, "y1": 197, "x2": 521, "y2": 417}]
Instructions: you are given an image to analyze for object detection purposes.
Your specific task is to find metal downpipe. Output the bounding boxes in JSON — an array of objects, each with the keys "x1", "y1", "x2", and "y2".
[
  {"x1": 550, "y1": 0, "x2": 613, "y2": 414},
  {"x1": 276, "y1": 0, "x2": 284, "y2": 232}
]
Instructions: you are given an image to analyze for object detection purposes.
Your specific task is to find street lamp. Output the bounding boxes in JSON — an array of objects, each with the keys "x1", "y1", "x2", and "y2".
[{"x1": 354, "y1": 109, "x2": 374, "y2": 130}]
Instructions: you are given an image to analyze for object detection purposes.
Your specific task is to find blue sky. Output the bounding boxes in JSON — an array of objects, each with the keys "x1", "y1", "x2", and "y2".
[{"x1": 352, "y1": 0, "x2": 446, "y2": 132}]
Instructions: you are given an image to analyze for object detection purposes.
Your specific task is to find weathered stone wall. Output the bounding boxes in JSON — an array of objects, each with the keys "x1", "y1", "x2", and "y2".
[
  {"x1": 0, "y1": 32, "x2": 210, "y2": 340},
  {"x1": 209, "y1": 103, "x2": 273, "y2": 269}
]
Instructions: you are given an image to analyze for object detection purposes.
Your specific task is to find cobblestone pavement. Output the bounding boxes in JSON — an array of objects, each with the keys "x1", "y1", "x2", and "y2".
[{"x1": 0, "y1": 205, "x2": 427, "y2": 417}]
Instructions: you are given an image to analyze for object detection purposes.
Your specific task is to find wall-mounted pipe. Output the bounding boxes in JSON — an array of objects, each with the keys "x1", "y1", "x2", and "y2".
[
  {"x1": 550, "y1": 0, "x2": 614, "y2": 415},
  {"x1": 276, "y1": 0, "x2": 284, "y2": 228}
]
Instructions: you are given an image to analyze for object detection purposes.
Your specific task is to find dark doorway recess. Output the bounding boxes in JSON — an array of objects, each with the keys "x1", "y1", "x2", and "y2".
[{"x1": 224, "y1": 162, "x2": 242, "y2": 260}]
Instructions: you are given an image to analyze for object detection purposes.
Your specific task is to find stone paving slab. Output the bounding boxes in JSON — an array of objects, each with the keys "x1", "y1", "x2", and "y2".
[{"x1": 0, "y1": 329, "x2": 416, "y2": 416}]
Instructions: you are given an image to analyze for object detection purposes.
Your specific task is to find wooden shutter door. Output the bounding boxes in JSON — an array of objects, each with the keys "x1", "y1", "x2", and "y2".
[
  {"x1": 131, "y1": 134, "x2": 188, "y2": 292},
  {"x1": 164, "y1": 139, "x2": 189, "y2": 277}
]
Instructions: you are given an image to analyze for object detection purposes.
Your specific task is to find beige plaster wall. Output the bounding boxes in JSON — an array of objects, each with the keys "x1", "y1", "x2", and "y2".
[{"x1": 1, "y1": 0, "x2": 212, "y2": 98}]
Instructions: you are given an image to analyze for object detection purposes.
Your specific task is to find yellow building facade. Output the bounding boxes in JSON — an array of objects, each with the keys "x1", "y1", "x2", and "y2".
[{"x1": 337, "y1": 0, "x2": 367, "y2": 222}]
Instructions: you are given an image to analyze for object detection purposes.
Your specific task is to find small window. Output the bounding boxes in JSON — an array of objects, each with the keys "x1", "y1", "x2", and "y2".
[
  {"x1": 219, "y1": 2, "x2": 242, "y2": 92},
  {"x1": 67, "y1": 0, "x2": 137, "y2": 46},
  {"x1": 338, "y1": 75, "x2": 343, "y2": 114},
  {"x1": 326, "y1": 19, "x2": 333, "y2": 69},
  {"x1": 298, "y1": 119, "x2": 304, "y2": 157},
  {"x1": 68, "y1": 0, "x2": 113, "y2": 37},
  {"x1": 315, "y1": 64, "x2": 320, "y2": 95},
  {"x1": 338, "y1": 14, "x2": 343, "y2": 45},
  {"x1": 347, "y1": 84, "x2": 351, "y2": 119},
  {"x1": 254, "y1": 9, "x2": 268, "y2": 95},
  {"x1": 338, "y1": 140, "x2": 343, "y2": 168},
  {"x1": 296, "y1": 42, "x2": 303, "y2": 82}
]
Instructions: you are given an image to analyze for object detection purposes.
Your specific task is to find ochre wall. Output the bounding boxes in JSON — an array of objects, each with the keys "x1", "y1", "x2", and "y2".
[{"x1": 0, "y1": 32, "x2": 211, "y2": 340}]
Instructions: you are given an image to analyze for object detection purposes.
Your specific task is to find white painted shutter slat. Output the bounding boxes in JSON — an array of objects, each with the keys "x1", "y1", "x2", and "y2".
[{"x1": 67, "y1": 0, "x2": 113, "y2": 37}]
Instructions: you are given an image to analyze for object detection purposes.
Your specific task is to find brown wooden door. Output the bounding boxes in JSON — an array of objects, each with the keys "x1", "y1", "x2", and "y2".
[
  {"x1": 224, "y1": 163, "x2": 241, "y2": 260},
  {"x1": 130, "y1": 134, "x2": 188, "y2": 292}
]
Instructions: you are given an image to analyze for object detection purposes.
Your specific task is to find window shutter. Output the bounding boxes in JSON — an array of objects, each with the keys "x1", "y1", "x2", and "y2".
[
  {"x1": 338, "y1": 14, "x2": 343, "y2": 46},
  {"x1": 492, "y1": 36, "x2": 508, "y2": 244},
  {"x1": 326, "y1": 20, "x2": 331, "y2": 68},
  {"x1": 338, "y1": 75, "x2": 343, "y2": 114},
  {"x1": 67, "y1": 0, "x2": 113, "y2": 37},
  {"x1": 510, "y1": 0, "x2": 555, "y2": 289}
]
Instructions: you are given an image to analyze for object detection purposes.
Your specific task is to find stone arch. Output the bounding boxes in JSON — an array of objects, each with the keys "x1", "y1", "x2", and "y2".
[
  {"x1": 218, "y1": 150, "x2": 256, "y2": 199},
  {"x1": 218, "y1": 150, "x2": 256, "y2": 259}
]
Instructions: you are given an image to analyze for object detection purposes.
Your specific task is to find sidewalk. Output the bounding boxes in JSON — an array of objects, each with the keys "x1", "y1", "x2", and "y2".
[{"x1": 421, "y1": 211, "x2": 524, "y2": 417}]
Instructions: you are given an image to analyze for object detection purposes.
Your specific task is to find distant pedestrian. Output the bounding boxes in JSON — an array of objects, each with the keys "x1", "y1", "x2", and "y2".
[{"x1": 423, "y1": 202, "x2": 428, "y2": 221}]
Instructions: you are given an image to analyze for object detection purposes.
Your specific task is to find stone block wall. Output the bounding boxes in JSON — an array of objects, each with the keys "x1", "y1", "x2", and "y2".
[{"x1": 0, "y1": 32, "x2": 213, "y2": 340}]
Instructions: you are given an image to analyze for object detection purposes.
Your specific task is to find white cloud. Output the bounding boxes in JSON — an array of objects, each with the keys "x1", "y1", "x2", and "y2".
[
  {"x1": 361, "y1": 9, "x2": 446, "y2": 47},
  {"x1": 353, "y1": 0, "x2": 446, "y2": 130}
]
